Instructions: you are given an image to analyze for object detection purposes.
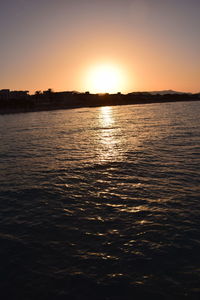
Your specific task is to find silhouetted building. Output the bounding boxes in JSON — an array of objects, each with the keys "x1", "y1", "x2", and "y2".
[
  {"x1": 10, "y1": 91, "x2": 29, "y2": 99},
  {"x1": 0, "y1": 89, "x2": 10, "y2": 100},
  {"x1": 0, "y1": 89, "x2": 29, "y2": 100}
]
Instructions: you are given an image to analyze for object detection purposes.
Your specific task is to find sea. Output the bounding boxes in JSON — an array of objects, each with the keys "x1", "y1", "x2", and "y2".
[{"x1": 0, "y1": 101, "x2": 200, "y2": 299}]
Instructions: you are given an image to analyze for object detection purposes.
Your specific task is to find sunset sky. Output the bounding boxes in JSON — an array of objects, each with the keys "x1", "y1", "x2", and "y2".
[{"x1": 1, "y1": 0, "x2": 200, "y2": 94}]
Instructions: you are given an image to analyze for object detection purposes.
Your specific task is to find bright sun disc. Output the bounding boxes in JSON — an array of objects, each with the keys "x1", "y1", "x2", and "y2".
[{"x1": 85, "y1": 64, "x2": 125, "y2": 94}]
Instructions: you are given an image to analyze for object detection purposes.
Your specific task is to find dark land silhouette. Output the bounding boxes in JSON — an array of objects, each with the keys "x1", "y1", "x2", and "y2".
[{"x1": 0, "y1": 89, "x2": 199, "y2": 114}]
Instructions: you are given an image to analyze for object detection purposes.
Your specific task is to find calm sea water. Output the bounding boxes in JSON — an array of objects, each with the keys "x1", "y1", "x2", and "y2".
[{"x1": 0, "y1": 101, "x2": 200, "y2": 299}]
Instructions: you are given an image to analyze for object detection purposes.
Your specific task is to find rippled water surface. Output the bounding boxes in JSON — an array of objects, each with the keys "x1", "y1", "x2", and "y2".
[{"x1": 0, "y1": 102, "x2": 200, "y2": 299}]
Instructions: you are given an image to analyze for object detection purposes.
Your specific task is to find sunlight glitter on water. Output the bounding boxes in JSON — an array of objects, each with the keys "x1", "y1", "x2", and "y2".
[
  {"x1": 97, "y1": 106, "x2": 124, "y2": 162},
  {"x1": 99, "y1": 106, "x2": 114, "y2": 127}
]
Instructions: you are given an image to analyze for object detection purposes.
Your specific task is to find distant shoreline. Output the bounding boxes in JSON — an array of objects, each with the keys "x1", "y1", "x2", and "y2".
[{"x1": 0, "y1": 92, "x2": 200, "y2": 115}]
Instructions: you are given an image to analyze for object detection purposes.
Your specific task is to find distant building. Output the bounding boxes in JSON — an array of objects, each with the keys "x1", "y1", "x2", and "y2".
[
  {"x1": 0, "y1": 89, "x2": 10, "y2": 100},
  {"x1": 11, "y1": 91, "x2": 29, "y2": 99},
  {"x1": 0, "y1": 89, "x2": 29, "y2": 100}
]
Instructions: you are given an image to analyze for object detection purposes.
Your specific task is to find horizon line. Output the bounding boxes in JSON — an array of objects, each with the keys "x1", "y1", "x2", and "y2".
[{"x1": 1, "y1": 88, "x2": 200, "y2": 96}]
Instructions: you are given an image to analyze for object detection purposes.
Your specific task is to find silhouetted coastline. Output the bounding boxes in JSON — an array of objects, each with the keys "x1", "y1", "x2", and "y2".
[{"x1": 0, "y1": 89, "x2": 199, "y2": 114}]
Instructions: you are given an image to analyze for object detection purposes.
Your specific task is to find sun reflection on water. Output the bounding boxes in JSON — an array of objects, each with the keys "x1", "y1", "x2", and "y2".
[
  {"x1": 100, "y1": 106, "x2": 114, "y2": 127},
  {"x1": 97, "y1": 106, "x2": 123, "y2": 162}
]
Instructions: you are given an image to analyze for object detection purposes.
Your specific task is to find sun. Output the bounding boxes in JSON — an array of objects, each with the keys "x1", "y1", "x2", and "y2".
[{"x1": 85, "y1": 63, "x2": 126, "y2": 94}]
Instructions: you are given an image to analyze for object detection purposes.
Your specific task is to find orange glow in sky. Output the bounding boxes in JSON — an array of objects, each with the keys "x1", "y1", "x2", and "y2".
[{"x1": 1, "y1": 0, "x2": 200, "y2": 94}]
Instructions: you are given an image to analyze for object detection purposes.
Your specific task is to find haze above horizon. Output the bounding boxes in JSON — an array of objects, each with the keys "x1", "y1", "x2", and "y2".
[{"x1": 1, "y1": 0, "x2": 200, "y2": 94}]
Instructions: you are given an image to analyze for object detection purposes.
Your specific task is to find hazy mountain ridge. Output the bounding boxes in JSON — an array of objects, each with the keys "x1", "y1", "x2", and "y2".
[{"x1": 147, "y1": 90, "x2": 189, "y2": 95}]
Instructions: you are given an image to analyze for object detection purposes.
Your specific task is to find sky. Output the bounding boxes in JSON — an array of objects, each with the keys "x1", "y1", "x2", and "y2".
[{"x1": 0, "y1": 0, "x2": 200, "y2": 94}]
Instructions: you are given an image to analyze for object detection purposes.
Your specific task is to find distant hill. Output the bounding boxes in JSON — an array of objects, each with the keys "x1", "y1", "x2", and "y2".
[{"x1": 148, "y1": 90, "x2": 188, "y2": 95}]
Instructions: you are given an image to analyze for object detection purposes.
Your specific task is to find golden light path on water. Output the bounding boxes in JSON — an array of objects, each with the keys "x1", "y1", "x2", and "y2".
[
  {"x1": 97, "y1": 106, "x2": 122, "y2": 162},
  {"x1": 96, "y1": 105, "x2": 146, "y2": 194},
  {"x1": 100, "y1": 106, "x2": 114, "y2": 127}
]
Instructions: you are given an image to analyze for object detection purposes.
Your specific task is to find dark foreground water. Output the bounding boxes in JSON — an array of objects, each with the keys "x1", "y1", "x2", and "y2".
[{"x1": 0, "y1": 101, "x2": 200, "y2": 299}]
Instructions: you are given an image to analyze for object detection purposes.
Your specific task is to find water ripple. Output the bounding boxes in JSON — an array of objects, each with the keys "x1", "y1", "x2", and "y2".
[{"x1": 0, "y1": 102, "x2": 200, "y2": 299}]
